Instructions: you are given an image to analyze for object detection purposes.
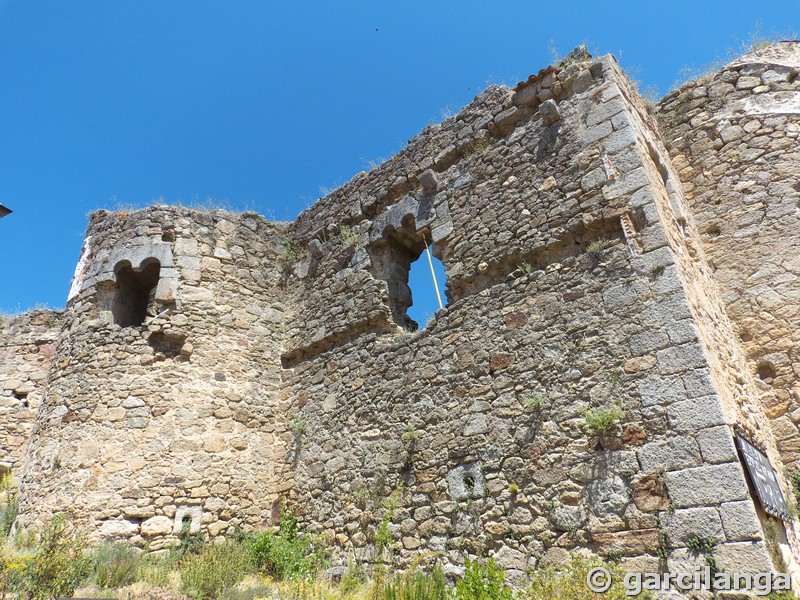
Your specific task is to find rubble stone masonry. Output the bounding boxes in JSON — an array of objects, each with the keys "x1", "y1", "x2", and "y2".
[{"x1": 4, "y1": 43, "x2": 800, "y2": 580}]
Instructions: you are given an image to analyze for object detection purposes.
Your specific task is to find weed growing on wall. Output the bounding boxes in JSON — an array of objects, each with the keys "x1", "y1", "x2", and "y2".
[
  {"x1": 338, "y1": 225, "x2": 360, "y2": 250},
  {"x1": 584, "y1": 403, "x2": 623, "y2": 436},
  {"x1": 401, "y1": 424, "x2": 419, "y2": 444},
  {"x1": 521, "y1": 395, "x2": 547, "y2": 410}
]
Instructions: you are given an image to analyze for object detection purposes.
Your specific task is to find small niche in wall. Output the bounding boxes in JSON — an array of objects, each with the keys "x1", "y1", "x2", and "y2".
[
  {"x1": 173, "y1": 505, "x2": 202, "y2": 535},
  {"x1": 12, "y1": 390, "x2": 29, "y2": 408},
  {"x1": 446, "y1": 462, "x2": 486, "y2": 501},
  {"x1": 149, "y1": 332, "x2": 187, "y2": 360},
  {"x1": 112, "y1": 258, "x2": 161, "y2": 327},
  {"x1": 757, "y1": 361, "x2": 777, "y2": 385}
]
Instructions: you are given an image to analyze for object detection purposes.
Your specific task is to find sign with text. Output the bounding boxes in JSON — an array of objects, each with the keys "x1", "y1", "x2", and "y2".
[{"x1": 735, "y1": 434, "x2": 791, "y2": 521}]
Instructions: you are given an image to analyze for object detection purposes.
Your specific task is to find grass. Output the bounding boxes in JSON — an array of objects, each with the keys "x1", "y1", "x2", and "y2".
[
  {"x1": 547, "y1": 40, "x2": 595, "y2": 68},
  {"x1": 90, "y1": 542, "x2": 140, "y2": 589},
  {"x1": 287, "y1": 415, "x2": 305, "y2": 442},
  {"x1": 182, "y1": 540, "x2": 250, "y2": 599},
  {"x1": 583, "y1": 403, "x2": 623, "y2": 436},
  {"x1": 401, "y1": 424, "x2": 419, "y2": 444},
  {"x1": 279, "y1": 239, "x2": 302, "y2": 269},
  {"x1": 521, "y1": 395, "x2": 547, "y2": 410},
  {"x1": 586, "y1": 238, "x2": 614, "y2": 257},
  {"x1": 525, "y1": 555, "x2": 651, "y2": 599},
  {"x1": 110, "y1": 197, "x2": 244, "y2": 215},
  {"x1": 673, "y1": 27, "x2": 798, "y2": 89},
  {"x1": 0, "y1": 510, "x2": 661, "y2": 600},
  {"x1": 338, "y1": 225, "x2": 360, "y2": 250},
  {"x1": 383, "y1": 566, "x2": 448, "y2": 600},
  {"x1": 0, "y1": 476, "x2": 19, "y2": 539},
  {"x1": 461, "y1": 138, "x2": 490, "y2": 158}
]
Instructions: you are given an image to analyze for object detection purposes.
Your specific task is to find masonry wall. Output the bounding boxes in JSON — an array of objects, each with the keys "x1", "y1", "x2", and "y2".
[
  {"x1": 617, "y1": 58, "x2": 800, "y2": 574},
  {"x1": 281, "y1": 54, "x2": 782, "y2": 576},
  {"x1": 9, "y1": 45, "x2": 800, "y2": 581},
  {"x1": 17, "y1": 207, "x2": 292, "y2": 548},
  {"x1": 659, "y1": 42, "x2": 800, "y2": 468},
  {"x1": 0, "y1": 310, "x2": 61, "y2": 471}
]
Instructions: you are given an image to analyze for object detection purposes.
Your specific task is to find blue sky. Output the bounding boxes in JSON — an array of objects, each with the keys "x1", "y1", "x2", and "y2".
[{"x1": 0, "y1": 1, "x2": 798, "y2": 325}]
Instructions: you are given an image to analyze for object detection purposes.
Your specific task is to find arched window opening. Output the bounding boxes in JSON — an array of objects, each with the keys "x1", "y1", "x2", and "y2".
[
  {"x1": 112, "y1": 259, "x2": 161, "y2": 327},
  {"x1": 369, "y1": 218, "x2": 448, "y2": 331}
]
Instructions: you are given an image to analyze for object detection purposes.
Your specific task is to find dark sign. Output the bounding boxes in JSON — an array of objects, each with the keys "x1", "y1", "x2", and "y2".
[{"x1": 735, "y1": 434, "x2": 791, "y2": 521}]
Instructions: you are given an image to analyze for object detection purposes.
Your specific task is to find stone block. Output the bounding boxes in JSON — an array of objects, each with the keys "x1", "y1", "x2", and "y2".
[
  {"x1": 660, "y1": 507, "x2": 724, "y2": 547},
  {"x1": 656, "y1": 343, "x2": 709, "y2": 375},
  {"x1": 573, "y1": 69, "x2": 594, "y2": 94},
  {"x1": 667, "y1": 395, "x2": 727, "y2": 432},
  {"x1": 665, "y1": 463, "x2": 749, "y2": 508},
  {"x1": 665, "y1": 319, "x2": 699, "y2": 345},
  {"x1": 513, "y1": 84, "x2": 538, "y2": 107},
  {"x1": 592, "y1": 528, "x2": 660, "y2": 556},
  {"x1": 632, "y1": 473, "x2": 669, "y2": 512},
  {"x1": 637, "y1": 436, "x2": 702, "y2": 472},
  {"x1": 419, "y1": 169, "x2": 438, "y2": 190},
  {"x1": 583, "y1": 121, "x2": 613, "y2": 144},
  {"x1": 719, "y1": 501, "x2": 762, "y2": 541},
  {"x1": 540, "y1": 99, "x2": 561, "y2": 126},
  {"x1": 602, "y1": 166, "x2": 648, "y2": 200},
  {"x1": 629, "y1": 330, "x2": 670, "y2": 356},
  {"x1": 683, "y1": 369, "x2": 717, "y2": 398},
  {"x1": 587, "y1": 475, "x2": 629, "y2": 517},
  {"x1": 97, "y1": 519, "x2": 140, "y2": 539},
  {"x1": 713, "y1": 541, "x2": 773, "y2": 573},
  {"x1": 447, "y1": 463, "x2": 485, "y2": 501},
  {"x1": 551, "y1": 503, "x2": 587, "y2": 531},
  {"x1": 585, "y1": 98, "x2": 626, "y2": 127},
  {"x1": 637, "y1": 373, "x2": 687, "y2": 407},
  {"x1": 539, "y1": 547, "x2": 571, "y2": 569},
  {"x1": 141, "y1": 515, "x2": 173, "y2": 537},
  {"x1": 697, "y1": 426, "x2": 738, "y2": 464},
  {"x1": 603, "y1": 126, "x2": 638, "y2": 154}
]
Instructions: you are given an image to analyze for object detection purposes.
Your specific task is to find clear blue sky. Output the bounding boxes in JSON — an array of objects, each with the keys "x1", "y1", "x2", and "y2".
[{"x1": 1, "y1": 1, "x2": 798, "y2": 325}]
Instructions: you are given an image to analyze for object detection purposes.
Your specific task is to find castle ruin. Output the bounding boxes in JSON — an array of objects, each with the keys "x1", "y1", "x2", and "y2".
[{"x1": 4, "y1": 42, "x2": 800, "y2": 581}]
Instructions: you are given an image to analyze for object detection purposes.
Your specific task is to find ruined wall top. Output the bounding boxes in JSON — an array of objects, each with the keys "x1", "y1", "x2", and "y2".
[{"x1": 729, "y1": 40, "x2": 800, "y2": 68}]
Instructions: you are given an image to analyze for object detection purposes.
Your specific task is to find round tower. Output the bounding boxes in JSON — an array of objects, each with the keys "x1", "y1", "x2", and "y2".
[
  {"x1": 18, "y1": 206, "x2": 291, "y2": 548},
  {"x1": 659, "y1": 41, "x2": 800, "y2": 466}
]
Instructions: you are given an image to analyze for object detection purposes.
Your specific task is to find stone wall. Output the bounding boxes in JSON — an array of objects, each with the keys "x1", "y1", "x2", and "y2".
[
  {"x1": 659, "y1": 41, "x2": 800, "y2": 468},
  {"x1": 8, "y1": 43, "x2": 800, "y2": 580},
  {"x1": 17, "y1": 207, "x2": 292, "y2": 548},
  {"x1": 0, "y1": 310, "x2": 61, "y2": 471},
  {"x1": 280, "y1": 53, "x2": 785, "y2": 576}
]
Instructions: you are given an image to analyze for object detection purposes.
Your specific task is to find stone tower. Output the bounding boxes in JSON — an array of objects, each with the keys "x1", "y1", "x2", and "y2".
[
  {"x1": 659, "y1": 41, "x2": 800, "y2": 467},
  {"x1": 17, "y1": 208, "x2": 291, "y2": 548}
]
